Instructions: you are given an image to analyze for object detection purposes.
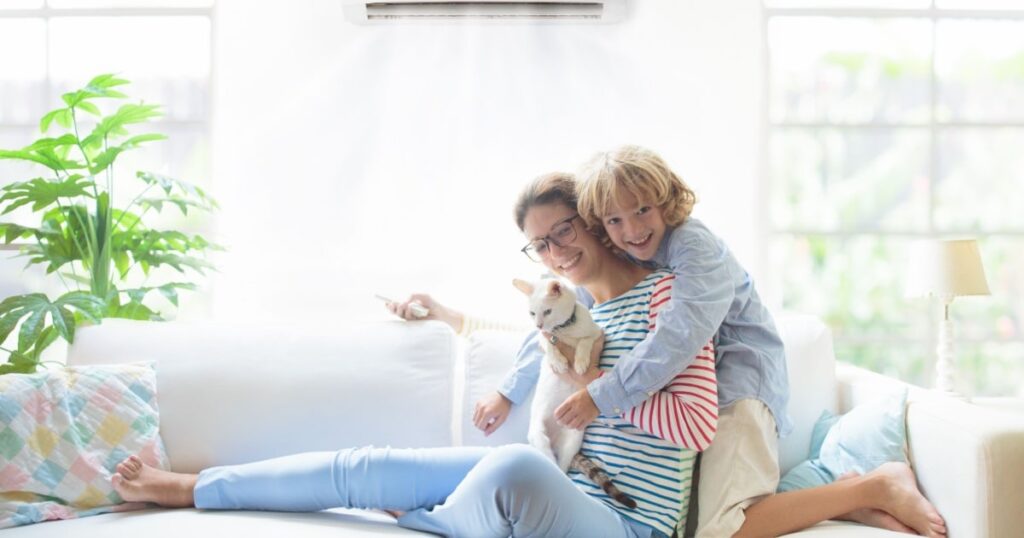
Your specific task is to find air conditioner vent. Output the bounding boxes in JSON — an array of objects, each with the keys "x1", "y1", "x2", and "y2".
[{"x1": 343, "y1": 0, "x2": 628, "y2": 23}]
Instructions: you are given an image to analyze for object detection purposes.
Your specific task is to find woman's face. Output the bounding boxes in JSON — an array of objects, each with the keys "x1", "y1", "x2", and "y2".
[{"x1": 522, "y1": 202, "x2": 606, "y2": 286}]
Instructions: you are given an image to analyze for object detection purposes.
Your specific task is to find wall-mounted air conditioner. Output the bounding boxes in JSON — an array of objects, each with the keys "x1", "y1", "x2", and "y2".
[{"x1": 342, "y1": 0, "x2": 629, "y2": 24}]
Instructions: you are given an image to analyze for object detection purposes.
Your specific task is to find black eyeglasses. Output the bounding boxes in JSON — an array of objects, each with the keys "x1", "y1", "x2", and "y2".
[{"x1": 521, "y1": 214, "x2": 580, "y2": 262}]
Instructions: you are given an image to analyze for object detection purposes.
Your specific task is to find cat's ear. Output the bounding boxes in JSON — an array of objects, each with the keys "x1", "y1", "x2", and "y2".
[
  {"x1": 545, "y1": 280, "x2": 562, "y2": 297},
  {"x1": 512, "y1": 279, "x2": 534, "y2": 295}
]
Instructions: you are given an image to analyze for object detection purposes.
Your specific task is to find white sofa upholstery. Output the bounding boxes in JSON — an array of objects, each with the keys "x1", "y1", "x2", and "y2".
[{"x1": 6, "y1": 314, "x2": 1022, "y2": 537}]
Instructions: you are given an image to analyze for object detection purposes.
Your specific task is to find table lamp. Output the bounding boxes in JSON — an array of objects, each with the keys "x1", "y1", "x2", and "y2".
[{"x1": 906, "y1": 238, "x2": 990, "y2": 395}]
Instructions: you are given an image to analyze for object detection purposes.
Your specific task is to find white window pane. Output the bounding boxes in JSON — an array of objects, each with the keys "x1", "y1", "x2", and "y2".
[
  {"x1": 772, "y1": 235, "x2": 932, "y2": 341},
  {"x1": 0, "y1": 1, "x2": 44, "y2": 8},
  {"x1": 49, "y1": 16, "x2": 210, "y2": 121},
  {"x1": 936, "y1": 20, "x2": 1024, "y2": 122},
  {"x1": 770, "y1": 128, "x2": 929, "y2": 231},
  {"x1": 935, "y1": 128, "x2": 1024, "y2": 231},
  {"x1": 769, "y1": 17, "x2": 932, "y2": 123},
  {"x1": 0, "y1": 127, "x2": 47, "y2": 186},
  {"x1": 958, "y1": 342, "x2": 1024, "y2": 397},
  {"x1": 48, "y1": 0, "x2": 212, "y2": 7},
  {"x1": 0, "y1": 19, "x2": 47, "y2": 124},
  {"x1": 937, "y1": 0, "x2": 1024, "y2": 9},
  {"x1": 834, "y1": 341, "x2": 929, "y2": 388},
  {"x1": 766, "y1": 0, "x2": 929, "y2": 7}
]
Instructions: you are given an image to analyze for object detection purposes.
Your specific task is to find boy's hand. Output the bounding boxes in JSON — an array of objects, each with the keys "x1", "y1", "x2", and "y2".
[
  {"x1": 473, "y1": 391, "x2": 512, "y2": 436},
  {"x1": 554, "y1": 388, "x2": 600, "y2": 431}
]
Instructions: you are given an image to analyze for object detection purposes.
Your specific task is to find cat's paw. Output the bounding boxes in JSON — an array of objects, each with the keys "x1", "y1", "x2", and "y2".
[{"x1": 573, "y1": 359, "x2": 589, "y2": 375}]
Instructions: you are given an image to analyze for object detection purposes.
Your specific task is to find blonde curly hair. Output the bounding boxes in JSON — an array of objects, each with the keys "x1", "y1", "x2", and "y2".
[{"x1": 577, "y1": 145, "x2": 697, "y2": 230}]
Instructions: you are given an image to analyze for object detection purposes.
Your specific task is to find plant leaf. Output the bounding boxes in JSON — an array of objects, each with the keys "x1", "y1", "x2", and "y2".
[
  {"x1": 85, "y1": 103, "x2": 163, "y2": 145},
  {"x1": 0, "y1": 312, "x2": 20, "y2": 346},
  {"x1": 0, "y1": 175, "x2": 94, "y2": 215},
  {"x1": 77, "y1": 101, "x2": 101, "y2": 116},
  {"x1": 29, "y1": 326, "x2": 60, "y2": 362},
  {"x1": 40, "y1": 109, "x2": 66, "y2": 133},
  {"x1": 54, "y1": 291, "x2": 106, "y2": 323},
  {"x1": 0, "y1": 223, "x2": 38, "y2": 244},
  {"x1": 18, "y1": 308, "x2": 45, "y2": 352}
]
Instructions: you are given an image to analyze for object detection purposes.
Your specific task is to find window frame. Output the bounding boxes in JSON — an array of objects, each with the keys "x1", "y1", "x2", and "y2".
[
  {"x1": 760, "y1": 1, "x2": 1024, "y2": 389},
  {"x1": 0, "y1": 1, "x2": 215, "y2": 254}
]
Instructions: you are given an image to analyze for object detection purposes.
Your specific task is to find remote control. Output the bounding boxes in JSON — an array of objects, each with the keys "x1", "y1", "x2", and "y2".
[{"x1": 375, "y1": 294, "x2": 429, "y2": 318}]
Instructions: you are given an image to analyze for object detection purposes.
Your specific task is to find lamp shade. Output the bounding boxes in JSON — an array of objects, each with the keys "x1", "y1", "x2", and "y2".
[{"x1": 905, "y1": 239, "x2": 991, "y2": 299}]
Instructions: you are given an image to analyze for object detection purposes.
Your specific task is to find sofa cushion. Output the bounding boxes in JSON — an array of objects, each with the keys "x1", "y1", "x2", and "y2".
[
  {"x1": 66, "y1": 320, "x2": 457, "y2": 473},
  {"x1": 774, "y1": 313, "x2": 837, "y2": 474},
  {"x1": 0, "y1": 507, "x2": 432, "y2": 537},
  {"x1": 459, "y1": 330, "x2": 533, "y2": 447}
]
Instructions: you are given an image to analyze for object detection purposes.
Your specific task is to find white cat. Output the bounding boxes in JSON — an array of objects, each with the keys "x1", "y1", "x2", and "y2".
[{"x1": 513, "y1": 277, "x2": 635, "y2": 508}]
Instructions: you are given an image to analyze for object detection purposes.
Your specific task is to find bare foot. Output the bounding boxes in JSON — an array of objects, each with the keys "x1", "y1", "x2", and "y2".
[
  {"x1": 111, "y1": 455, "x2": 198, "y2": 508},
  {"x1": 867, "y1": 462, "x2": 947, "y2": 537},
  {"x1": 840, "y1": 507, "x2": 917, "y2": 534},
  {"x1": 834, "y1": 471, "x2": 916, "y2": 534}
]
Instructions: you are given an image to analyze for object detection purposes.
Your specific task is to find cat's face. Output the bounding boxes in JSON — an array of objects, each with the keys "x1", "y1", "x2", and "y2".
[{"x1": 513, "y1": 278, "x2": 577, "y2": 331}]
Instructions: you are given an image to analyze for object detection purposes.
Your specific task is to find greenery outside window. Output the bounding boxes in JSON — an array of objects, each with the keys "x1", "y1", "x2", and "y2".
[{"x1": 764, "y1": 1, "x2": 1024, "y2": 396}]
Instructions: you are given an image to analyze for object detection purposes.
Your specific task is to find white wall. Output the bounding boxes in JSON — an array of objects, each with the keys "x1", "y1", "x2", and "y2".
[{"x1": 208, "y1": 0, "x2": 764, "y2": 323}]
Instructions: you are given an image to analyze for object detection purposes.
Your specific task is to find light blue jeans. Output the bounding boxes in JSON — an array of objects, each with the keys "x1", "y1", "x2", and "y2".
[{"x1": 194, "y1": 443, "x2": 665, "y2": 538}]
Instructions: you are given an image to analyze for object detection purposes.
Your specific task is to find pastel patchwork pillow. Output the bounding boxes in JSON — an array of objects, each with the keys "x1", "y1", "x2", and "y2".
[{"x1": 0, "y1": 362, "x2": 169, "y2": 529}]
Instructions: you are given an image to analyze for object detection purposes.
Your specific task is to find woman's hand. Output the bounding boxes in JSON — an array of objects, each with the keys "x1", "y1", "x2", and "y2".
[
  {"x1": 555, "y1": 388, "x2": 600, "y2": 431},
  {"x1": 385, "y1": 293, "x2": 465, "y2": 333},
  {"x1": 473, "y1": 391, "x2": 512, "y2": 436}
]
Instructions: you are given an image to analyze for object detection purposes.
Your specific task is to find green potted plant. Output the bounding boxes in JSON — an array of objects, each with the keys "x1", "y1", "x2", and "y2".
[{"x1": 0, "y1": 74, "x2": 220, "y2": 375}]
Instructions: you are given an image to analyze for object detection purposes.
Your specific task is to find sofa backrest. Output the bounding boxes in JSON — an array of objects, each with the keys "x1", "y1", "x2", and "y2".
[
  {"x1": 67, "y1": 313, "x2": 836, "y2": 476},
  {"x1": 459, "y1": 312, "x2": 837, "y2": 474},
  {"x1": 67, "y1": 319, "x2": 457, "y2": 473}
]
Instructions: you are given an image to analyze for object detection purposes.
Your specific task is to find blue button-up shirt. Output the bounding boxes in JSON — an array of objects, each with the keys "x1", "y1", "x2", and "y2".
[{"x1": 498, "y1": 217, "x2": 792, "y2": 436}]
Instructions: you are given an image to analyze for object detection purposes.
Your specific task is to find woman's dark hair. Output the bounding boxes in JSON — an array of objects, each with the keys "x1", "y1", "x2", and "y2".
[{"x1": 513, "y1": 172, "x2": 579, "y2": 231}]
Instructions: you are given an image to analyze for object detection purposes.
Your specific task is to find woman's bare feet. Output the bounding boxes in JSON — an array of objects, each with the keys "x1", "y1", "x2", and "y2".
[
  {"x1": 111, "y1": 455, "x2": 198, "y2": 508},
  {"x1": 866, "y1": 462, "x2": 947, "y2": 537}
]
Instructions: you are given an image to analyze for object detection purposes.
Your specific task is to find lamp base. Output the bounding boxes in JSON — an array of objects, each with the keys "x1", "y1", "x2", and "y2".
[{"x1": 935, "y1": 317, "x2": 967, "y2": 400}]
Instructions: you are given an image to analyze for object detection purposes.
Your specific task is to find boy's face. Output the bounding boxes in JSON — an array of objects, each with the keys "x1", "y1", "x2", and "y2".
[{"x1": 601, "y1": 189, "x2": 667, "y2": 261}]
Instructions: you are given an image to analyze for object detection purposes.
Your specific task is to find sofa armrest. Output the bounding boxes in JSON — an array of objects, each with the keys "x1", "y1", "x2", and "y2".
[
  {"x1": 836, "y1": 363, "x2": 1024, "y2": 538},
  {"x1": 907, "y1": 395, "x2": 1024, "y2": 538}
]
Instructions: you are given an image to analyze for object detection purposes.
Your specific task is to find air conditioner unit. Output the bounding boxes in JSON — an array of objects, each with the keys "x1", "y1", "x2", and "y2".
[{"x1": 342, "y1": 0, "x2": 629, "y2": 24}]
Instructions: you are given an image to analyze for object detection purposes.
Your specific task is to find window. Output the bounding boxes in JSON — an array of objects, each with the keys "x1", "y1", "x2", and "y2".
[
  {"x1": 0, "y1": 1, "x2": 213, "y2": 303},
  {"x1": 764, "y1": 1, "x2": 1024, "y2": 395}
]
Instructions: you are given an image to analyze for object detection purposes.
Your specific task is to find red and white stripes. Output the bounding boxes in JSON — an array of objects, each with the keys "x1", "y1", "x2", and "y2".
[{"x1": 622, "y1": 275, "x2": 718, "y2": 451}]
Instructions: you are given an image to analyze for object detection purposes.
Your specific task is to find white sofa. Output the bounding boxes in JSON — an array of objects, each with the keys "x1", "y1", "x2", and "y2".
[{"x1": 6, "y1": 314, "x2": 1023, "y2": 537}]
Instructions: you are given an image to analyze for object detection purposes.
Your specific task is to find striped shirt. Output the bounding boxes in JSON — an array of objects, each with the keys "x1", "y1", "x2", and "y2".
[{"x1": 569, "y1": 271, "x2": 717, "y2": 536}]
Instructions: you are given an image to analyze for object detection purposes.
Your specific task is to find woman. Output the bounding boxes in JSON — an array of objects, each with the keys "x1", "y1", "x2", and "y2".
[{"x1": 110, "y1": 172, "x2": 711, "y2": 538}]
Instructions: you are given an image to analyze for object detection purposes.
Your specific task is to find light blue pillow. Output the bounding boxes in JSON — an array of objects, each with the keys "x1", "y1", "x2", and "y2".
[
  {"x1": 777, "y1": 389, "x2": 908, "y2": 493},
  {"x1": 777, "y1": 410, "x2": 838, "y2": 492},
  {"x1": 818, "y1": 388, "x2": 908, "y2": 477}
]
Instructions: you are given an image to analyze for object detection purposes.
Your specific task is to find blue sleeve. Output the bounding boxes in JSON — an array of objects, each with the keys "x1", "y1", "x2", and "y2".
[
  {"x1": 575, "y1": 285, "x2": 595, "y2": 308},
  {"x1": 497, "y1": 330, "x2": 542, "y2": 405},
  {"x1": 587, "y1": 226, "x2": 734, "y2": 415}
]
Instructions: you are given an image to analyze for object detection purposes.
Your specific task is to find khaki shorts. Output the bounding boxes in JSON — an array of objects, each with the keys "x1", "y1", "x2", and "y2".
[{"x1": 693, "y1": 399, "x2": 780, "y2": 538}]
